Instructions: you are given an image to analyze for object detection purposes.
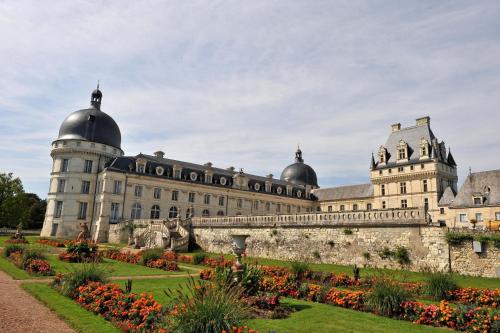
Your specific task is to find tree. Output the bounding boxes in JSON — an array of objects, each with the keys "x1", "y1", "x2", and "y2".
[
  {"x1": 26, "y1": 193, "x2": 47, "y2": 229},
  {"x1": 0, "y1": 173, "x2": 31, "y2": 228}
]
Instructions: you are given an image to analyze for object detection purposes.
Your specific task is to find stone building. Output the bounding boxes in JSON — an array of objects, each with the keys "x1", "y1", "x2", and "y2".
[
  {"x1": 313, "y1": 117, "x2": 459, "y2": 221},
  {"x1": 41, "y1": 88, "x2": 318, "y2": 241},
  {"x1": 438, "y1": 170, "x2": 500, "y2": 230}
]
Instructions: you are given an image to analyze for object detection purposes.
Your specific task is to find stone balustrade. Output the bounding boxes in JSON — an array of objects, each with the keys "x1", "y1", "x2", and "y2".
[{"x1": 191, "y1": 207, "x2": 428, "y2": 228}]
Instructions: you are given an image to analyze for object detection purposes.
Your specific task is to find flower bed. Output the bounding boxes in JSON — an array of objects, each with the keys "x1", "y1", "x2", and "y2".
[
  {"x1": 145, "y1": 259, "x2": 179, "y2": 272},
  {"x1": 75, "y1": 282, "x2": 164, "y2": 332},
  {"x1": 101, "y1": 249, "x2": 141, "y2": 264},
  {"x1": 37, "y1": 238, "x2": 67, "y2": 247},
  {"x1": 5, "y1": 238, "x2": 29, "y2": 244},
  {"x1": 449, "y1": 288, "x2": 500, "y2": 308},
  {"x1": 7, "y1": 250, "x2": 53, "y2": 276}
]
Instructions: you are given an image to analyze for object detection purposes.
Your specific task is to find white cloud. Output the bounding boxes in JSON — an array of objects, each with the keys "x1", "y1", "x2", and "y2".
[{"x1": 0, "y1": 0, "x2": 499, "y2": 196}]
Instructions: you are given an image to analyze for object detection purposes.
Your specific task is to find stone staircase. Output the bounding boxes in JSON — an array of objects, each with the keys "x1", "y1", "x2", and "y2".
[{"x1": 125, "y1": 218, "x2": 190, "y2": 252}]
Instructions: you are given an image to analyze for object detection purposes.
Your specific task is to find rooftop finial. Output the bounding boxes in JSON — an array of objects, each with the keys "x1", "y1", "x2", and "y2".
[
  {"x1": 90, "y1": 83, "x2": 102, "y2": 109},
  {"x1": 295, "y1": 147, "x2": 303, "y2": 163},
  {"x1": 97, "y1": 80, "x2": 100, "y2": 89}
]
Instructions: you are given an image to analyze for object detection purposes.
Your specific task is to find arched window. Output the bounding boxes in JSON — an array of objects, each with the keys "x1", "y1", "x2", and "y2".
[
  {"x1": 169, "y1": 206, "x2": 178, "y2": 218},
  {"x1": 217, "y1": 210, "x2": 224, "y2": 216},
  {"x1": 131, "y1": 203, "x2": 142, "y2": 219},
  {"x1": 150, "y1": 205, "x2": 160, "y2": 219},
  {"x1": 185, "y1": 207, "x2": 193, "y2": 218},
  {"x1": 202, "y1": 209, "x2": 210, "y2": 217}
]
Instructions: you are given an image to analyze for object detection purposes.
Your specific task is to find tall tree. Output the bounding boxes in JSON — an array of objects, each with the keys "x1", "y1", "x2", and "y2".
[{"x1": 0, "y1": 173, "x2": 31, "y2": 228}]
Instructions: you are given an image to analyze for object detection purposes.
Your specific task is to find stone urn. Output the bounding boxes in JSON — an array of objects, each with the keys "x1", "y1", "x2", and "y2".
[{"x1": 231, "y1": 234, "x2": 249, "y2": 281}]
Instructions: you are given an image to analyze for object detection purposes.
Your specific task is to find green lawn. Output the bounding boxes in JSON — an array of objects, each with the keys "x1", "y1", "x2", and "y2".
[
  {"x1": 0, "y1": 256, "x2": 33, "y2": 279},
  {"x1": 0, "y1": 235, "x2": 40, "y2": 247},
  {"x1": 190, "y1": 252, "x2": 500, "y2": 289},
  {"x1": 22, "y1": 278, "x2": 450, "y2": 333},
  {"x1": 248, "y1": 298, "x2": 450, "y2": 333},
  {"x1": 22, "y1": 283, "x2": 121, "y2": 333}
]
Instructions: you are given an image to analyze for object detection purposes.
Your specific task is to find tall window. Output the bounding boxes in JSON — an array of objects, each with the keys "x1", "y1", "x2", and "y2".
[
  {"x1": 237, "y1": 198, "x2": 243, "y2": 208},
  {"x1": 150, "y1": 205, "x2": 160, "y2": 219},
  {"x1": 174, "y1": 169, "x2": 181, "y2": 179},
  {"x1": 353, "y1": 204, "x2": 358, "y2": 211},
  {"x1": 172, "y1": 190, "x2": 179, "y2": 201},
  {"x1": 188, "y1": 192, "x2": 195, "y2": 203},
  {"x1": 78, "y1": 202, "x2": 88, "y2": 219},
  {"x1": 424, "y1": 198, "x2": 429, "y2": 211},
  {"x1": 400, "y1": 182, "x2": 407, "y2": 194},
  {"x1": 81, "y1": 181, "x2": 90, "y2": 194},
  {"x1": 57, "y1": 179, "x2": 66, "y2": 193},
  {"x1": 340, "y1": 205, "x2": 345, "y2": 211},
  {"x1": 440, "y1": 208, "x2": 445, "y2": 214},
  {"x1": 54, "y1": 201, "x2": 63, "y2": 218},
  {"x1": 84, "y1": 160, "x2": 93, "y2": 173},
  {"x1": 204, "y1": 194, "x2": 210, "y2": 205},
  {"x1": 475, "y1": 213, "x2": 483, "y2": 221},
  {"x1": 381, "y1": 184, "x2": 386, "y2": 196},
  {"x1": 328, "y1": 205, "x2": 332, "y2": 212},
  {"x1": 61, "y1": 159, "x2": 69, "y2": 172},
  {"x1": 367, "y1": 203, "x2": 372, "y2": 210},
  {"x1": 254, "y1": 201, "x2": 259, "y2": 210},
  {"x1": 202, "y1": 209, "x2": 210, "y2": 217},
  {"x1": 169, "y1": 206, "x2": 178, "y2": 218},
  {"x1": 217, "y1": 211, "x2": 224, "y2": 216},
  {"x1": 153, "y1": 188, "x2": 161, "y2": 200},
  {"x1": 423, "y1": 180, "x2": 428, "y2": 192},
  {"x1": 131, "y1": 203, "x2": 142, "y2": 219},
  {"x1": 185, "y1": 207, "x2": 193, "y2": 218},
  {"x1": 459, "y1": 213, "x2": 467, "y2": 222},
  {"x1": 134, "y1": 185, "x2": 143, "y2": 197},
  {"x1": 401, "y1": 199, "x2": 408, "y2": 208},
  {"x1": 382, "y1": 201, "x2": 386, "y2": 209},
  {"x1": 113, "y1": 180, "x2": 122, "y2": 194},
  {"x1": 276, "y1": 204, "x2": 281, "y2": 213},
  {"x1": 110, "y1": 203, "x2": 120, "y2": 222},
  {"x1": 219, "y1": 196, "x2": 225, "y2": 206},
  {"x1": 398, "y1": 147, "x2": 406, "y2": 159},
  {"x1": 495, "y1": 212, "x2": 500, "y2": 220}
]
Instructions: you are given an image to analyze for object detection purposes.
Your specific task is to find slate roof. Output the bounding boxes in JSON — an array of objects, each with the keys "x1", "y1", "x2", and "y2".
[
  {"x1": 438, "y1": 186, "x2": 456, "y2": 206},
  {"x1": 373, "y1": 121, "x2": 453, "y2": 169},
  {"x1": 312, "y1": 183, "x2": 373, "y2": 201},
  {"x1": 105, "y1": 153, "x2": 314, "y2": 200},
  {"x1": 450, "y1": 170, "x2": 500, "y2": 207}
]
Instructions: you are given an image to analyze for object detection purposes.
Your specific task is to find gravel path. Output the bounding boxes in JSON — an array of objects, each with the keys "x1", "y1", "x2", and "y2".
[{"x1": 0, "y1": 271, "x2": 75, "y2": 333}]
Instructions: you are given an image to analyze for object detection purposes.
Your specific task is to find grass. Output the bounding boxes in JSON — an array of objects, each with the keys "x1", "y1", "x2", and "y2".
[
  {"x1": 22, "y1": 283, "x2": 121, "y2": 333},
  {"x1": 189, "y1": 252, "x2": 500, "y2": 289},
  {"x1": 0, "y1": 256, "x2": 33, "y2": 279},
  {"x1": 115, "y1": 276, "x2": 194, "y2": 304},
  {"x1": 0, "y1": 235, "x2": 40, "y2": 247},
  {"x1": 248, "y1": 298, "x2": 449, "y2": 333}
]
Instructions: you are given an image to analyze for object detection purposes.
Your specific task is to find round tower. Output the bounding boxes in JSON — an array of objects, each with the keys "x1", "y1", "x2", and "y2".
[{"x1": 40, "y1": 86, "x2": 124, "y2": 239}]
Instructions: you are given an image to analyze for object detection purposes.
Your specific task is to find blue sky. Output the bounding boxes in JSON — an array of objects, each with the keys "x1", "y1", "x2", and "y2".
[{"x1": 1, "y1": 1, "x2": 500, "y2": 198}]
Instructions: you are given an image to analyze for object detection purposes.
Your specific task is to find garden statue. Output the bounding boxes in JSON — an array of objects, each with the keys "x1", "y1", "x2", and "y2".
[
  {"x1": 13, "y1": 223, "x2": 24, "y2": 239},
  {"x1": 76, "y1": 222, "x2": 91, "y2": 242},
  {"x1": 231, "y1": 234, "x2": 249, "y2": 282}
]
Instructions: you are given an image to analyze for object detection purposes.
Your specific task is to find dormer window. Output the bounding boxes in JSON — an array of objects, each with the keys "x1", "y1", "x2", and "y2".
[
  {"x1": 473, "y1": 197, "x2": 482, "y2": 205},
  {"x1": 136, "y1": 158, "x2": 147, "y2": 173},
  {"x1": 397, "y1": 140, "x2": 408, "y2": 162},
  {"x1": 378, "y1": 146, "x2": 388, "y2": 164},
  {"x1": 420, "y1": 138, "x2": 429, "y2": 159},
  {"x1": 265, "y1": 182, "x2": 271, "y2": 192}
]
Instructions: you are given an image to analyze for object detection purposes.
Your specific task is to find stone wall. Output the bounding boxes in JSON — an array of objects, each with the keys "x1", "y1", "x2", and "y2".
[
  {"x1": 450, "y1": 242, "x2": 500, "y2": 278},
  {"x1": 192, "y1": 224, "x2": 451, "y2": 272},
  {"x1": 191, "y1": 220, "x2": 499, "y2": 278}
]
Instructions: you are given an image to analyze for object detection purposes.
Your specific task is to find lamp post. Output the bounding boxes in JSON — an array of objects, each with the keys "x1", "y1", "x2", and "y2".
[{"x1": 231, "y1": 234, "x2": 249, "y2": 282}]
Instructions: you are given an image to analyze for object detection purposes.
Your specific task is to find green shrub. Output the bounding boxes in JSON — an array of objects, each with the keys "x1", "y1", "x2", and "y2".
[
  {"x1": 425, "y1": 271, "x2": 458, "y2": 301},
  {"x1": 343, "y1": 228, "x2": 353, "y2": 235},
  {"x1": 491, "y1": 234, "x2": 500, "y2": 249},
  {"x1": 3, "y1": 244, "x2": 25, "y2": 258},
  {"x1": 446, "y1": 232, "x2": 473, "y2": 245},
  {"x1": 352, "y1": 265, "x2": 361, "y2": 281},
  {"x1": 367, "y1": 280, "x2": 412, "y2": 317},
  {"x1": 53, "y1": 263, "x2": 108, "y2": 297},
  {"x1": 393, "y1": 247, "x2": 410, "y2": 265},
  {"x1": 240, "y1": 265, "x2": 263, "y2": 296},
  {"x1": 140, "y1": 248, "x2": 164, "y2": 265},
  {"x1": 270, "y1": 229, "x2": 278, "y2": 236},
  {"x1": 165, "y1": 277, "x2": 248, "y2": 333},
  {"x1": 362, "y1": 252, "x2": 371, "y2": 260},
  {"x1": 21, "y1": 248, "x2": 46, "y2": 269},
  {"x1": 291, "y1": 261, "x2": 310, "y2": 281},
  {"x1": 312, "y1": 250, "x2": 321, "y2": 259},
  {"x1": 192, "y1": 253, "x2": 207, "y2": 265},
  {"x1": 378, "y1": 247, "x2": 394, "y2": 259},
  {"x1": 327, "y1": 240, "x2": 335, "y2": 247}
]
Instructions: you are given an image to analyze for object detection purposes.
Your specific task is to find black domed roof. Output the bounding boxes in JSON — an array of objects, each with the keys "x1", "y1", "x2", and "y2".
[
  {"x1": 56, "y1": 88, "x2": 121, "y2": 149},
  {"x1": 280, "y1": 148, "x2": 318, "y2": 187}
]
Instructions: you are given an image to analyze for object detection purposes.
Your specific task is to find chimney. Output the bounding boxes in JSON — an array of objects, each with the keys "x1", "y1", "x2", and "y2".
[
  {"x1": 391, "y1": 123, "x2": 401, "y2": 132},
  {"x1": 416, "y1": 116, "x2": 430, "y2": 126},
  {"x1": 154, "y1": 151, "x2": 165, "y2": 158}
]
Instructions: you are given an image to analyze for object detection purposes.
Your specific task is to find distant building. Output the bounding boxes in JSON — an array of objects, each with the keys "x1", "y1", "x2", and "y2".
[
  {"x1": 438, "y1": 170, "x2": 500, "y2": 230},
  {"x1": 313, "y1": 117, "x2": 458, "y2": 221}
]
